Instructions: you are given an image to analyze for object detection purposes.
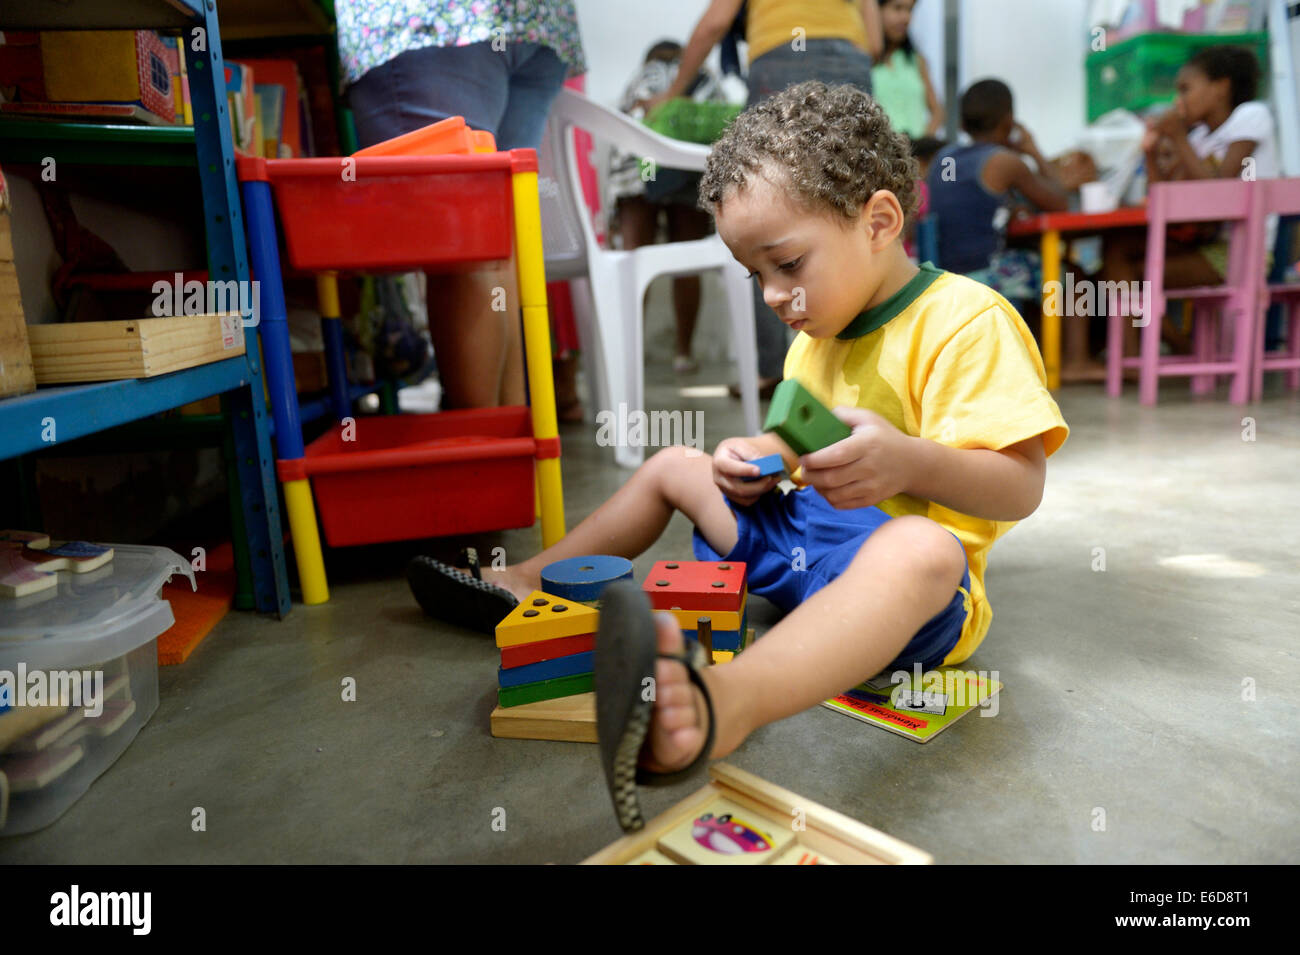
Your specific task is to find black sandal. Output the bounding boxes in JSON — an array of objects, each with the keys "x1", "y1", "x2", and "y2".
[
  {"x1": 595, "y1": 580, "x2": 716, "y2": 833},
  {"x1": 406, "y1": 550, "x2": 519, "y2": 634}
]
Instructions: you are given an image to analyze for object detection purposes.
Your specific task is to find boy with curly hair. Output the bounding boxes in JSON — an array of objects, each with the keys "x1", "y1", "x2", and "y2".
[{"x1": 411, "y1": 81, "x2": 1068, "y2": 777}]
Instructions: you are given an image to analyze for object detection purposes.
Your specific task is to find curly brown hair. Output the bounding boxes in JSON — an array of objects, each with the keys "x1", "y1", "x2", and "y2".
[{"x1": 699, "y1": 81, "x2": 919, "y2": 225}]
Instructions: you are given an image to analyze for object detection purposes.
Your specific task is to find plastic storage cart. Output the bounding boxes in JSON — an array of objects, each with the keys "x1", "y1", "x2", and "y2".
[{"x1": 237, "y1": 148, "x2": 566, "y2": 604}]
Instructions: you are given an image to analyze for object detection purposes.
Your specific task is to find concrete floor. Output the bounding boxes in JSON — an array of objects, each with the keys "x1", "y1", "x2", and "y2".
[{"x1": 2, "y1": 365, "x2": 1297, "y2": 864}]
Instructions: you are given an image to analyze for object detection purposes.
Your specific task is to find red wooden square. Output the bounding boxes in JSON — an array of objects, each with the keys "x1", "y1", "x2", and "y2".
[{"x1": 642, "y1": 561, "x2": 746, "y2": 613}]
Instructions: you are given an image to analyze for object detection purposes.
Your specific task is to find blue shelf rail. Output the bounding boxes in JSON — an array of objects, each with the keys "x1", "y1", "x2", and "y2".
[{"x1": 0, "y1": 0, "x2": 292, "y2": 615}]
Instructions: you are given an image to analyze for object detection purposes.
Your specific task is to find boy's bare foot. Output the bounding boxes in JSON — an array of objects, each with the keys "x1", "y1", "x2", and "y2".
[{"x1": 638, "y1": 611, "x2": 713, "y2": 774}]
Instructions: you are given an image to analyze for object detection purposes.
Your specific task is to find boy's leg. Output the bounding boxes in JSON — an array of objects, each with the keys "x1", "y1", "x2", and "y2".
[
  {"x1": 642, "y1": 515, "x2": 967, "y2": 772},
  {"x1": 488, "y1": 447, "x2": 741, "y2": 600}
]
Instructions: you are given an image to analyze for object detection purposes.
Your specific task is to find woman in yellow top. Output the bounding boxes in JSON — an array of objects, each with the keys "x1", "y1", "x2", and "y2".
[{"x1": 644, "y1": 0, "x2": 884, "y2": 399}]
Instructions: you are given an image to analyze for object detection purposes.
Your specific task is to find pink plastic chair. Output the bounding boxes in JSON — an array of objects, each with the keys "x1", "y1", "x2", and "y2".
[
  {"x1": 1106, "y1": 179, "x2": 1266, "y2": 405},
  {"x1": 1252, "y1": 178, "x2": 1300, "y2": 399}
]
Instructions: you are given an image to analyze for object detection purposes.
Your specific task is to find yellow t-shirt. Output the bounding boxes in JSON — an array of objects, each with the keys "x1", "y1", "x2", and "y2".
[
  {"x1": 746, "y1": 0, "x2": 870, "y2": 63},
  {"x1": 783, "y1": 264, "x2": 1069, "y2": 665}
]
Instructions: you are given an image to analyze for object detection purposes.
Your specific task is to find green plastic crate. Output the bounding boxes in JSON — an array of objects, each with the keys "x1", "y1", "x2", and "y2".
[
  {"x1": 1085, "y1": 31, "x2": 1269, "y2": 122},
  {"x1": 643, "y1": 99, "x2": 743, "y2": 144}
]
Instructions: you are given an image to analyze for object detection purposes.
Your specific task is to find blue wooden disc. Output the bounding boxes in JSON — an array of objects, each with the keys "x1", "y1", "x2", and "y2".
[{"x1": 541, "y1": 555, "x2": 634, "y2": 602}]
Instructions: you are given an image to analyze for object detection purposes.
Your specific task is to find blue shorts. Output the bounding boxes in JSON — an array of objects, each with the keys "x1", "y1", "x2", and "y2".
[
  {"x1": 347, "y1": 41, "x2": 567, "y2": 151},
  {"x1": 693, "y1": 487, "x2": 971, "y2": 671}
]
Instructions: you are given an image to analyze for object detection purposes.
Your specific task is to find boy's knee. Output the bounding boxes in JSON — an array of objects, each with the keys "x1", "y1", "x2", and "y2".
[{"x1": 867, "y1": 516, "x2": 966, "y2": 590}]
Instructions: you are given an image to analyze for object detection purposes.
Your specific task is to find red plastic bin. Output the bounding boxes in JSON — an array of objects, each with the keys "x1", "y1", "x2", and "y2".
[
  {"x1": 238, "y1": 153, "x2": 533, "y2": 272},
  {"x1": 299, "y1": 407, "x2": 538, "y2": 546}
]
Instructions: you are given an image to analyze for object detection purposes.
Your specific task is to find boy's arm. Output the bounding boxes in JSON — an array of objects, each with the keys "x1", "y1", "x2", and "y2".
[
  {"x1": 800, "y1": 409, "x2": 1047, "y2": 522},
  {"x1": 904, "y1": 434, "x2": 1046, "y2": 522},
  {"x1": 985, "y1": 150, "x2": 1069, "y2": 213}
]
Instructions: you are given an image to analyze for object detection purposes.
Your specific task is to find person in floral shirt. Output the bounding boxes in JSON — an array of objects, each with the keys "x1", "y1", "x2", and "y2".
[{"x1": 334, "y1": 0, "x2": 587, "y2": 409}]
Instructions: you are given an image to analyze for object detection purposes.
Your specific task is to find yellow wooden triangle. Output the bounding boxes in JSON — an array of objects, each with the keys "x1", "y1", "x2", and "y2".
[{"x1": 495, "y1": 590, "x2": 601, "y2": 648}]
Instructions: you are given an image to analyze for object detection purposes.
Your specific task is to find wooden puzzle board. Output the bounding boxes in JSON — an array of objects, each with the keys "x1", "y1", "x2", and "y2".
[{"x1": 582, "y1": 763, "x2": 931, "y2": 865}]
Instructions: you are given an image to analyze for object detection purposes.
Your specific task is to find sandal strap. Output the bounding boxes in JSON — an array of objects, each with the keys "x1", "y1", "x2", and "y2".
[{"x1": 635, "y1": 648, "x2": 716, "y2": 787}]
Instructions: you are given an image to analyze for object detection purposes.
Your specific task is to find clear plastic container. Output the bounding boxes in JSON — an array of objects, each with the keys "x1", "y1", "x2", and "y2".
[{"x1": 0, "y1": 545, "x2": 193, "y2": 834}]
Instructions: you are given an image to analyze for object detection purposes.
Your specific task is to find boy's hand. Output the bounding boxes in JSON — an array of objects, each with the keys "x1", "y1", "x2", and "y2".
[
  {"x1": 800, "y1": 408, "x2": 916, "y2": 510},
  {"x1": 713, "y1": 437, "x2": 781, "y2": 507}
]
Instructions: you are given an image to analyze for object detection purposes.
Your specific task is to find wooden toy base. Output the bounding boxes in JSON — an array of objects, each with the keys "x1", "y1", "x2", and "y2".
[
  {"x1": 582, "y1": 763, "x2": 932, "y2": 865},
  {"x1": 491, "y1": 691, "x2": 597, "y2": 743},
  {"x1": 489, "y1": 631, "x2": 755, "y2": 743}
]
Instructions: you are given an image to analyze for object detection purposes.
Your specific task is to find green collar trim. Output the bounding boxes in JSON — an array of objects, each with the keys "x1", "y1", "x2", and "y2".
[{"x1": 836, "y1": 262, "x2": 944, "y2": 340}]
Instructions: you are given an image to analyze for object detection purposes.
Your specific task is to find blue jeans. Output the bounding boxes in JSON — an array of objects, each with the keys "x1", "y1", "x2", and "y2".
[
  {"x1": 745, "y1": 38, "x2": 874, "y2": 378},
  {"x1": 347, "y1": 41, "x2": 567, "y2": 151}
]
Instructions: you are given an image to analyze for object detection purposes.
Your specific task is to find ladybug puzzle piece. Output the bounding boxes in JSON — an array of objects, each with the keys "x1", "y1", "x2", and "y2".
[{"x1": 0, "y1": 531, "x2": 115, "y2": 598}]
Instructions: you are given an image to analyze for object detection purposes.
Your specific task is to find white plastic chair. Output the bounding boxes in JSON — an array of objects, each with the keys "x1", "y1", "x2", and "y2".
[{"x1": 536, "y1": 87, "x2": 759, "y2": 468}]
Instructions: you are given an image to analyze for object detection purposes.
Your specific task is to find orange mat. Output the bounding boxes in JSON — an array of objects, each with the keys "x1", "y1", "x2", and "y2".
[{"x1": 158, "y1": 541, "x2": 236, "y2": 666}]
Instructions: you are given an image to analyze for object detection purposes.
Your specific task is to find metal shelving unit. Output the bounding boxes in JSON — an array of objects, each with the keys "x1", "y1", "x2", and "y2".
[{"x1": 0, "y1": 0, "x2": 292, "y2": 615}]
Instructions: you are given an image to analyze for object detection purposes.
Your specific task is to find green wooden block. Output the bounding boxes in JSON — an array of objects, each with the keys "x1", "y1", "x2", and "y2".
[
  {"x1": 497, "y1": 672, "x2": 594, "y2": 708},
  {"x1": 762, "y1": 379, "x2": 852, "y2": 456}
]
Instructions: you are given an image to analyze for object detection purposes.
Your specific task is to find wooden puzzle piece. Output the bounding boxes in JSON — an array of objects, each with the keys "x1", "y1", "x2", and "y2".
[
  {"x1": 499, "y1": 632, "x2": 594, "y2": 669},
  {"x1": 497, "y1": 650, "x2": 594, "y2": 688},
  {"x1": 2, "y1": 743, "x2": 84, "y2": 793},
  {"x1": 0, "y1": 530, "x2": 51, "y2": 548},
  {"x1": 711, "y1": 651, "x2": 735, "y2": 665},
  {"x1": 0, "y1": 545, "x2": 58, "y2": 597},
  {"x1": 683, "y1": 611, "x2": 746, "y2": 651},
  {"x1": 656, "y1": 796, "x2": 795, "y2": 864},
  {"x1": 771, "y1": 846, "x2": 842, "y2": 865},
  {"x1": 540, "y1": 555, "x2": 633, "y2": 603},
  {"x1": 626, "y1": 848, "x2": 678, "y2": 865},
  {"x1": 0, "y1": 703, "x2": 70, "y2": 752},
  {"x1": 664, "y1": 601, "x2": 744, "y2": 632},
  {"x1": 495, "y1": 591, "x2": 601, "y2": 647},
  {"x1": 0, "y1": 538, "x2": 114, "y2": 597},
  {"x1": 742, "y1": 453, "x2": 784, "y2": 482},
  {"x1": 7, "y1": 708, "x2": 85, "y2": 754},
  {"x1": 489, "y1": 691, "x2": 596, "y2": 743},
  {"x1": 763, "y1": 379, "x2": 852, "y2": 456},
  {"x1": 21, "y1": 540, "x2": 114, "y2": 573},
  {"x1": 81, "y1": 698, "x2": 136, "y2": 738},
  {"x1": 643, "y1": 561, "x2": 747, "y2": 613},
  {"x1": 496, "y1": 671, "x2": 594, "y2": 708}
]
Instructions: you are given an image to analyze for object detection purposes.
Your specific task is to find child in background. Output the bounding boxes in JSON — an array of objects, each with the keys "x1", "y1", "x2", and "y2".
[
  {"x1": 410, "y1": 82, "x2": 1067, "y2": 796},
  {"x1": 1109, "y1": 45, "x2": 1278, "y2": 292},
  {"x1": 871, "y1": 0, "x2": 945, "y2": 139},
  {"x1": 906, "y1": 135, "x2": 944, "y2": 260},
  {"x1": 926, "y1": 80, "x2": 1087, "y2": 300}
]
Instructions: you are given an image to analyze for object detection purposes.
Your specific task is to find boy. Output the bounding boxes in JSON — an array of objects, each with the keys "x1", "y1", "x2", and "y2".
[
  {"x1": 927, "y1": 79, "x2": 1097, "y2": 378},
  {"x1": 411, "y1": 81, "x2": 1067, "y2": 779}
]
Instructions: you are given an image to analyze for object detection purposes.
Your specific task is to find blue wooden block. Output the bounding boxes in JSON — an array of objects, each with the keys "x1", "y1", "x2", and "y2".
[
  {"x1": 541, "y1": 555, "x2": 634, "y2": 603},
  {"x1": 742, "y1": 453, "x2": 784, "y2": 482},
  {"x1": 498, "y1": 650, "x2": 595, "y2": 688},
  {"x1": 682, "y1": 611, "x2": 748, "y2": 651}
]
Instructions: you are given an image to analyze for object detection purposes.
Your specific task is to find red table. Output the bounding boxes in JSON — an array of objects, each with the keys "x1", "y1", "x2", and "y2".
[{"x1": 1007, "y1": 205, "x2": 1148, "y2": 389}]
